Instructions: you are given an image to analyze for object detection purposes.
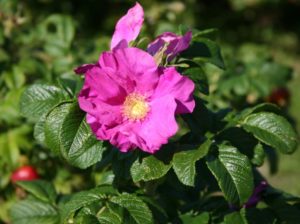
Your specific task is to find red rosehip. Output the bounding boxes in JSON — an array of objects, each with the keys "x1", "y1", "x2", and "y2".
[
  {"x1": 267, "y1": 87, "x2": 290, "y2": 106},
  {"x1": 11, "y1": 165, "x2": 39, "y2": 183}
]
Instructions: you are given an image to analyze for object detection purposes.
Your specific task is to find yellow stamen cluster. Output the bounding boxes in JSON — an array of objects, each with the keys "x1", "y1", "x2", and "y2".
[{"x1": 122, "y1": 93, "x2": 149, "y2": 121}]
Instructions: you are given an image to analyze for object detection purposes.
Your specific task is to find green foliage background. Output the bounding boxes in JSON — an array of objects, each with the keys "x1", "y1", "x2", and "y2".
[{"x1": 1, "y1": 0, "x2": 300, "y2": 223}]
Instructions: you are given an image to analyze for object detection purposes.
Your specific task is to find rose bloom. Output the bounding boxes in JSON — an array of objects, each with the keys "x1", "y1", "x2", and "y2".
[
  {"x1": 76, "y1": 3, "x2": 195, "y2": 153},
  {"x1": 147, "y1": 31, "x2": 192, "y2": 61}
]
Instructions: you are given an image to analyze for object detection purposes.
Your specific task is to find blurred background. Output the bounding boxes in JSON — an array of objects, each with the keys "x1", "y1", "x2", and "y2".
[{"x1": 0, "y1": 0, "x2": 300, "y2": 221}]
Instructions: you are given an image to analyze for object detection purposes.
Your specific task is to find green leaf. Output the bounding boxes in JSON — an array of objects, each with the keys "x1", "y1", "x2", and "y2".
[
  {"x1": 180, "y1": 212, "x2": 210, "y2": 224},
  {"x1": 69, "y1": 142, "x2": 105, "y2": 169},
  {"x1": 192, "y1": 28, "x2": 219, "y2": 40},
  {"x1": 139, "y1": 196, "x2": 167, "y2": 218},
  {"x1": 34, "y1": 117, "x2": 46, "y2": 145},
  {"x1": 44, "y1": 102, "x2": 107, "y2": 168},
  {"x1": 16, "y1": 180, "x2": 57, "y2": 204},
  {"x1": 10, "y1": 199, "x2": 59, "y2": 224},
  {"x1": 110, "y1": 194, "x2": 153, "y2": 224},
  {"x1": 44, "y1": 102, "x2": 72, "y2": 155},
  {"x1": 251, "y1": 143, "x2": 265, "y2": 166},
  {"x1": 75, "y1": 214, "x2": 100, "y2": 224},
  {"x1": 224, "y1": 211, "x2": 248, "y2": 224},
  {"x1": 206, "y1": 144, "x2": 254, "y2": 205},
  {"x1": 183, "y1": 37, "x2": 224, "y2": 69},
  {"x1": 172, "y1": 140, "x2": 211, "y2": 186},
  {"x1": 20, "y1": 84, "x2": 67, "y2": 121},
  {"x1": 60, "y1": 103, "x2": 106, "y2": 168},
  {"x1": 242, "y1": 112, "x2": 298, "y2": 154},
  {"x1": 130, "y1": 156, "x2": 171, "y2": 182},
  {"x1": 216, "y1": 127, "x2": 258, "y2": 161},
  {"x1": 61, "y1": 186, "x2": 118, "y2": 222},
  {"x1": 238, "y1": 103, "x2": 283, "y2": 121},
  {"x1": 97, "y1": 209, "x2": 122, "y2": 224},
  {"x1": 58, "y1": 77, "x2": 81, "y2": 98}
]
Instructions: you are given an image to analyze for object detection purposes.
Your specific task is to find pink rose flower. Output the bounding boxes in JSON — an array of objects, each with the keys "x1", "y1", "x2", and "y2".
[
  {"x1": 78, "y1": 47, "x2": 195, "y2": 153},
  {"x1": 75, "y1": 3, "x2": 195, "y2": 153},
  {"x1": 147, "y1": 31, "x2": 192, "y2": 61}
]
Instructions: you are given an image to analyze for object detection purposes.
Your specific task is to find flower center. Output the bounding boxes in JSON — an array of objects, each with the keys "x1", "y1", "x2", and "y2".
[{"x1": 123, "y1": 93, "x2": 149, "y2": 121}]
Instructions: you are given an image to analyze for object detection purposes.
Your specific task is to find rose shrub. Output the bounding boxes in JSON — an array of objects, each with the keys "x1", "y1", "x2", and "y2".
[{"x1": 1, "y1": 1, "x2": 300, "y2": 224}]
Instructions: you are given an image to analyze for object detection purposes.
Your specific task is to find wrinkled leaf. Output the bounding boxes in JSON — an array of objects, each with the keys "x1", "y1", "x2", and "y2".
[
  {"x1": 97, "y1": 209, "x2": 122, "y2": 224},
  {"x1": 207, "y1": 144, "x2": 254, "y2": 205},
  {"x1": 61, "y1": 186, "x2": 118, "y2": 222},
  {"x1": 10, "y1": 199, "x2": 59, "y2": 224},
  {"x1": 20, "y1": 84, "x2": 67, "y2": 121},
  {"x1": 172, "y1": 140, "x2": 211, "y2": 186},
  {"x1": 16, "y1": 180, "x2": 57, "y2": 204},
  {"x1": 110, "y1": 194, "x2": 153, "y2": 224},
  {"x1": 44, "y1": 102, "x2": 107, "y2": 168},
  {"x1": 242, "y1": 112, "x2": 298, "y2": 154},
  {"x1": 130, "y1": 156, "x2": 171, "y2": 182}
]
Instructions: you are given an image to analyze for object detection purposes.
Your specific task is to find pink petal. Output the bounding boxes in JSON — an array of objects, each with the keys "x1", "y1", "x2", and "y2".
[
  {"x1": 147, "y1": 32, "x2": 178, "y2": 55},
  {"x1": 80, "y1": 95, "x2": 123, "y2": 126},
  {"x1": 110, "y1": 3, "x2": 144, "y2": 50},
  {"x1": 74, "y1": 63, "x2": 97, "y2": 74},
  {"x1": 171, "y1": 31, "x2": 192, "y2": 56},
  {"x1": 152, "y1": 67, "x2": 195, "y2": 114},
  {"x1": 86, "y1": 115, "x2": 129, "y2": 150},
  {"x1": 99, "y1": 48, "x2": 159, "y2": 95},
  {"x1": 82, "y1": 66, "x2": 126, "y2": 104},
  {"x1": 135, "y1": 95, "x2": 178, "y2": 153},
  {"x1": 91, "y1": 118, "x2": 139, "y2": 152},
  {"x1": 109, "y1": 123, "x2": 139, "y2": 152},
  {"x1": 147, "y1": 31, "x2": 192, "y2": 61},
  {"x1": 86, "y1": 114, "x2": 107, "y2": 139}
]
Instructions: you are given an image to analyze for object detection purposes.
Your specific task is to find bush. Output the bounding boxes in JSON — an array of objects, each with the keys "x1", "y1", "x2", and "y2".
[{"x1": 1, "y1": 1, "x2": 299, "y2": 223}]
